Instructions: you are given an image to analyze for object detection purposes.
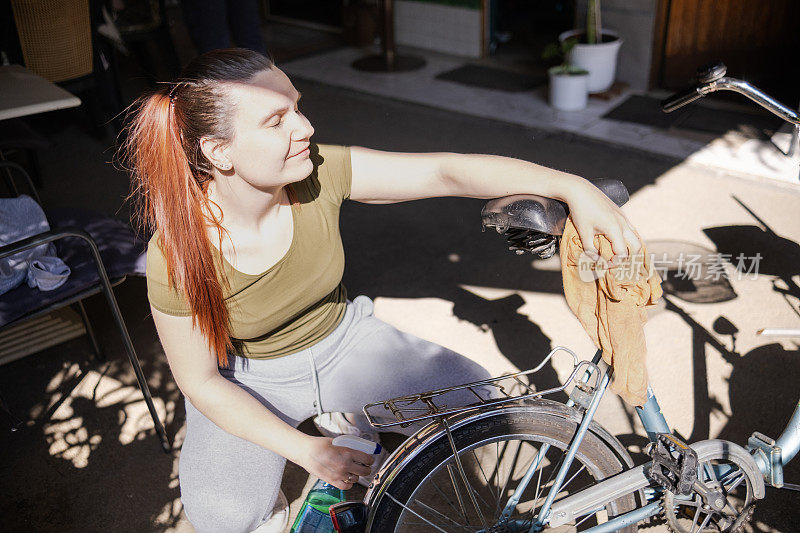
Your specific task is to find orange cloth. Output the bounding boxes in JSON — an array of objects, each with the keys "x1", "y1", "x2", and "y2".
[{"x1": 560, "y1": 216, "x2": 663, "y2": 406}]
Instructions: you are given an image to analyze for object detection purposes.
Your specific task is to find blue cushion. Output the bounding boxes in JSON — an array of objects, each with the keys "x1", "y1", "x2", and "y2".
[{"x1": 0, "y1": 209, "x2": 146, "y2": 328}]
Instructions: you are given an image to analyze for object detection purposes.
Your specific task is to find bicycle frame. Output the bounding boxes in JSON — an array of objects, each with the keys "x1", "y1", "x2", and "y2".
[
  {"x1": 508, "y1": 361, "x2": 793, "y2": 532},
  {"x1": 522, "y1": 353, "x2": 671, "y2": 532}
]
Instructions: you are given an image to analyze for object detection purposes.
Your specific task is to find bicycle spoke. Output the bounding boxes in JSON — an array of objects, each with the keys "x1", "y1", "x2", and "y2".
[
  {"x1": 535, "y1": 452, "x2": 565, "y2": 509},
  {"x1": 407, "y1": 496, "x2": 474, "y2": 530},
  {"x1": 575, "y1": 509, "x2": 597, "y2": 528},
  {"x1": 464, "y1": 477, "x2": 493, "y2": 515},
  {"x1": 447, "y1": 465, "x2": 470, "y2": 524},
  {"x1": 442, "y1": 459, "x2": 495, "y2": 527},
  {"x1": 444, "y1": 426, "x2": 489, "y2": 529},
  {"x1": 493, "y1": 439, "x2": 518, "y2": 516},
  {"x1": 493, "y1": 439, "x2": 505, "y2": 514},
  {"x1": 471, "y1": 448, "x2": 496, "y2": 511},
  {"x1": 387, "y1": 492, "x2": 453, "y2": 533},
  {"x1": 559, "y1": 463, "x2": 587, "y2": 493},
  {"x1": 430, "y1": 475, "x2": 469, "y2": 526}
]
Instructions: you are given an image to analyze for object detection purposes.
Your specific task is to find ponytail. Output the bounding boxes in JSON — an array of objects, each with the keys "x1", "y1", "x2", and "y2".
[
  {"x1": 125, "y1": 90, "x2": 233, "y2": 366},
  {"x1": 123, "y1": 49, "x2": 275, "y2": 368}
]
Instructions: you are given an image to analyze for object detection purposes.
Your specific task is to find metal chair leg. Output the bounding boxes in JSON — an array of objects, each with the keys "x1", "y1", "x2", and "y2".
[
  {"x1": 75, "y1": 301, "x2": 105, "y2": 362},
  {"x1": 0, "y1": 388, "x2": 24, "y2": 431},
  {"x1": 100, "y1": 284, "x2": 171, "y2": 453}
]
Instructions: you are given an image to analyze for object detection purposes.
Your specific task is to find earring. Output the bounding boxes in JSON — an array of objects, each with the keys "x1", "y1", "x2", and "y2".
[{"x1": 218, "y1": 162, "x2": 232, "y2": 171}]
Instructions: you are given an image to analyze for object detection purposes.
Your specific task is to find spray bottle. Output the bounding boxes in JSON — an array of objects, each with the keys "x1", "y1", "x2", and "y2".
[{"x1": 289, "y1": 435, "x2": 382, "y2": 532}]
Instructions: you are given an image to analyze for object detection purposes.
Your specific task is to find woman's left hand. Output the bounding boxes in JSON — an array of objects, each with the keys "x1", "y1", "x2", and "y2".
[{"x1": 565, "y1": 181, "x2": 642, "y2": 265}]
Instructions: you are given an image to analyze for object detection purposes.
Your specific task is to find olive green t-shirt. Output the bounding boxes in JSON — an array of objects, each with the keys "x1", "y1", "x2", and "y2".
[{"x1": 146, "y1": 144, "x2": 351, "y2": 359}]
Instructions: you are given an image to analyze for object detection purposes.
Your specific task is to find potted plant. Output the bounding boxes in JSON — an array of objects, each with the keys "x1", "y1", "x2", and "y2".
[
  {"x1": 543, "y1": 39, "x2": 589, "y2": 111},
  {"x1": 558, "y1": 0, "x2": 622, "y2": 93}
]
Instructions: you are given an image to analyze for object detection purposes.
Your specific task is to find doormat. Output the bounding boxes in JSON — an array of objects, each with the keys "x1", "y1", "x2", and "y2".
[
  {"x1": 435, "y1": 64, "x2": 546, "y2": 92},
  {"x1": 603, "y1": 95, "x2": 784, "y2": 136}
]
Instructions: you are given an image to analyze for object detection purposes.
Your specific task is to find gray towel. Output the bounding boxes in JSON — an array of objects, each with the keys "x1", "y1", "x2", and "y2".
[{"x1": 0, "y1": 195, "x2": 70, "y2": 295}]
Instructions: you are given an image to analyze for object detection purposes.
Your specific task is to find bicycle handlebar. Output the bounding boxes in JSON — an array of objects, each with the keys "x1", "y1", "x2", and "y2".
[{"x1": 660, "y1": 62, "x2": 800, "y2": 126}]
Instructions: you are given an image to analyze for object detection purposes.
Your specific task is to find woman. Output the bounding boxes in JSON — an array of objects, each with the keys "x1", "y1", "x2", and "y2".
[{"x1": 125, "y1": 49, "x2": 641, "y2": 532}]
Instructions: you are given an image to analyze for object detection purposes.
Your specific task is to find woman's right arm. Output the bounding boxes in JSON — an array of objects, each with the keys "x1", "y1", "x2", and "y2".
[{"x1": 150, "y1": 306, "x2": 373, "y2": 489}]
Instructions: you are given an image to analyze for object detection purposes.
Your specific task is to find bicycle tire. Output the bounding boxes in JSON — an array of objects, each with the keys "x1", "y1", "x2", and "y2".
[{"x1": 370, "y1": 410, "x2": 638, "y2": 532}]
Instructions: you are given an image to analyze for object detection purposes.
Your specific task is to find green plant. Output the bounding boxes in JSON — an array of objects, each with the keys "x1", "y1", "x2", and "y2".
[
  {"x1": 542, "y1": 38, "x2": 586, "y2": 75},
  {"x1": 548, "y1": 64, "x2": 589, "y2": 76},
  {"x1": 586, "y1": 0, "x2": 602, "y2": 44}
]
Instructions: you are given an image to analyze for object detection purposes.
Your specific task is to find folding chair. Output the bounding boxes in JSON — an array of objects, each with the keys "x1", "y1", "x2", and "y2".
[{"x1": 0, "y1": 161, "x2": 170, "y2": 452}]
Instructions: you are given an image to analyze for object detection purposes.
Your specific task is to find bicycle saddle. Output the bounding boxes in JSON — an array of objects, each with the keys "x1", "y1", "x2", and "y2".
[
  {"x1": 481, "y1": 178, "x2": 629, "y2": 236},
  {"x1": 481, "y1": 179, "x2": 629, "y2": 258}
]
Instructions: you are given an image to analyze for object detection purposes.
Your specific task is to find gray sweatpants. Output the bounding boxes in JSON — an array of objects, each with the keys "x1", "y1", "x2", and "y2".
[{"x1": 179, "y1": 295, "x2": 491, "y2": 533}]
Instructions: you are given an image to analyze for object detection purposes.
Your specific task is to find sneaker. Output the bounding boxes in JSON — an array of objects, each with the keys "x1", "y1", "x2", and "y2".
[
  {"x1": 313, "y1": 412, "x2": 387, "y2": 487},
  {"x1": 251, "y1": 489, "x2": 289, "y2": 532}
]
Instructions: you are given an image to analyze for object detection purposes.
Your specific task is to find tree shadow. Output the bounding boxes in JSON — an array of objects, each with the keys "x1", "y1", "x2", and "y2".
[{"x1": 0, "y1": 278, "x2": 185, "y2": 533}]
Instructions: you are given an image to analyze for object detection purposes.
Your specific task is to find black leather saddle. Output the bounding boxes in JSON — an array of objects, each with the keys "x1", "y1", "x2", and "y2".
[
  {"x1": 481, "y1": 179, "x2": 629, "y2": 258},
  {"x1": 481, "y1": 178, "x2": 629, "y2": 236}
]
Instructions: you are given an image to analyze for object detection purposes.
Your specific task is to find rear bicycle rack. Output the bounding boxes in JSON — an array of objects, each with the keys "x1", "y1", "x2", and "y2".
[
  {"x1": 362, "y1": 347, "x2": 611, "y2": 531},
  {"x1": 362, "y1": 346, "x2": 602, "y2": 429}
]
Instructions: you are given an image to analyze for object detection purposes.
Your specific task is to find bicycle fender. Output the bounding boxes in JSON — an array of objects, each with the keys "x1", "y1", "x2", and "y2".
[{"x1": 362, "y1": 398, "x2": 634, "y2": 530}]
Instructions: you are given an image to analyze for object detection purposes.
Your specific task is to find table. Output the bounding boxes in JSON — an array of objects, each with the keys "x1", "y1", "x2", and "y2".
[{"x1": 0, "y1": 64, "x2": 81, "y2": 121}]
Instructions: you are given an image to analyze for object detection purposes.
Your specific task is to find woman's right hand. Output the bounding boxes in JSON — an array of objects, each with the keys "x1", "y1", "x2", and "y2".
[{"x1": 300, "y1": 436, "x2": 375, "y2": 490}]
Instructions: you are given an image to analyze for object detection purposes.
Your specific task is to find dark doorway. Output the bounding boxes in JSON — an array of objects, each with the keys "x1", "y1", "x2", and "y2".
[
  {"x1": 653, "y1": 0, "x2": 800, "y2": 103},
  {"x1": 489, "y1": 0, "x2": 575, "y2": 74},
  {"x1": 266, "y1": 0, "x2": 344, "y2": 29}
]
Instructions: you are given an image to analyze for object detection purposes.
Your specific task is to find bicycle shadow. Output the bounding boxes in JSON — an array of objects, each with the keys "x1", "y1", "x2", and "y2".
[
  {"x1": 703, "y1": 224, "x2": 800, "y2": 303},
  {"x1": 703, "y1": 195, "x2": 800, "y2": 304},
  {"x1": 648, "y1": 288, "x2": 800, "y2": 532},
  {"x1": 717, "y1": 342, "x2": 800, "y2": 533}
]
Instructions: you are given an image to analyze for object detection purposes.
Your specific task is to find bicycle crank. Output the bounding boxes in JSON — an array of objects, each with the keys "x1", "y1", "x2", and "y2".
[
  {"x1": 547, "y1": 440, "x2": 764, "y2": 529},
  {"x1": 661, "y1": 443, "x2": 761, "y2": 533}
]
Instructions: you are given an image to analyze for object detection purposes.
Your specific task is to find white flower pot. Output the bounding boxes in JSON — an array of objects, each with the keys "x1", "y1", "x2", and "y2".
[
  {"x1": 559, "y1": 29, "x2": 622, "y2": 93},
  {"x1": 548, "y1": 68, "x2": 588, "y2": 111}
]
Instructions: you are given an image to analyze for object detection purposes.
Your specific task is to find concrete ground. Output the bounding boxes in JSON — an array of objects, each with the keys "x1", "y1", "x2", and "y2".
[{"x1": 1, "y1": 35, "x2": 799, "y2": 533}]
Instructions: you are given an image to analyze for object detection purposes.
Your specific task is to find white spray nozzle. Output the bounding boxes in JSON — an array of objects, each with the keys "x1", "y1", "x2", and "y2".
[{"x1": 332, "y1": 435, "x2": 382, "y2": 455}]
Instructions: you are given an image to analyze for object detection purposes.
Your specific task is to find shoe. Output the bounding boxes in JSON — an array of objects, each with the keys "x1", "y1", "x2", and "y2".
[
  {"x1": 313, "y1": 412, "x2": 388, "y2": 487},
  {"x1": 251, "y1": 490, "x2": 289, "y2": 532}
]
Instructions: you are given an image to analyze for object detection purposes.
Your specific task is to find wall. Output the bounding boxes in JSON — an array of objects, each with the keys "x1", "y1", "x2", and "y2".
[
  {"x1": 575, "y1": 0, "x2": 659, "y2": 90},
  {"x1": 394, "y1": 0, "x2": 483, "y2": 58}
]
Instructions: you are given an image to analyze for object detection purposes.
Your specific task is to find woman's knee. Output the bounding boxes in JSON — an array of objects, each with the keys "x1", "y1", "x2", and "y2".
[
  {"x1": 425, "y1": 347, "x2": 491, "y2": 385},
  {"x1": 179, "y1": 403, "x2": 286, "y2": 533},
  {"x1": 182, "y1": 486, "x2": 278, "y2": 533}
]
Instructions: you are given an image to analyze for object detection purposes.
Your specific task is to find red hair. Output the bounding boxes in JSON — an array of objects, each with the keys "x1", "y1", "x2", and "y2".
[{"x1": 122, "y1": 49, "x2": 274, "y2": 367}]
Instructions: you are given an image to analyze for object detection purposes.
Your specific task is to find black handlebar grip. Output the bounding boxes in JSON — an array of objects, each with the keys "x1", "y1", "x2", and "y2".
[{"x1": 660, "y1": 86, "x2": 702, "y2": 113}]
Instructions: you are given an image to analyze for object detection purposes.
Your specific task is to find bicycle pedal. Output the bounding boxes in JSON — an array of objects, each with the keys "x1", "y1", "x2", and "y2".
[{"x1": 646, "y1": 433, "x2": 698, "y2": 495}]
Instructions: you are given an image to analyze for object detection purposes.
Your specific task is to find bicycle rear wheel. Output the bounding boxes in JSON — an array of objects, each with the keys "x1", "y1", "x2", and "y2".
[{"x1": 370, "y1": 410, "x2": 638, "y2": 532}]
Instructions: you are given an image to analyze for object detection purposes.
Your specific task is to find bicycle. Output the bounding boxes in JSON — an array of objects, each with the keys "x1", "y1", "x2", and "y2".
[{"x1": 328, "y1": 62, "x2": 800, "y2": 533}]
